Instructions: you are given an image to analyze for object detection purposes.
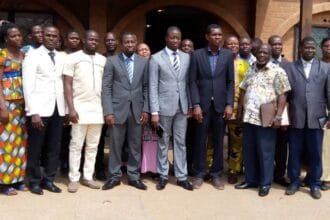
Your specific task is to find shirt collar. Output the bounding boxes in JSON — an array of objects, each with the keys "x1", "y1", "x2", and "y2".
[
  {"x1": 40, "y1": 45, "x2": 56, "y2": 54},
  {"x1": 253, "y1": 61, "x2": 273, "y2": 71},
  {"x1": 207, "y1": 47, "x2": 221, "y2": 55},
  {"x1": 271, "y1": 56, "x2": 282, "y2": 64},
  {"x1": 122, "y1": 53, "x2": 135, "y2": 61},
  {"x1": 301, "y1": 58, "x2": 313, "y2": 65},
  {"x1": 165, "y1": 46, "x2": 179, "y2": 55}
]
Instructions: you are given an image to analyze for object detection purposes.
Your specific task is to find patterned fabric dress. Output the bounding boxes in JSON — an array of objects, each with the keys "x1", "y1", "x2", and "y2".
[{"x1": 0, "y1": 49, "x2": 27, "y2": 185}]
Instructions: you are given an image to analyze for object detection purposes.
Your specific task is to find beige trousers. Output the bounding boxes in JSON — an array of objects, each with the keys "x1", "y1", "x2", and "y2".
[
  {"x1": 69, "y1": 124, "x2": 102, "y2": 182},
  {"x1": 322, "y1": 129, "x2": 330, "y2": 181}
]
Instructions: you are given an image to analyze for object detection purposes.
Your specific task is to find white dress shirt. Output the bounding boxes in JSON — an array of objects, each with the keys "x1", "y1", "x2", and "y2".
[{"x1": 301, "y1": 58, "x2": 313, "y2": 79}]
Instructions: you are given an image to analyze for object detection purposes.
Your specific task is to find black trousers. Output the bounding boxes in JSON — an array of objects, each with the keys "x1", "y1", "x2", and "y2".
[
  {"x1": 274, "y1": 127, "x2": 288, "y2": 180},
  {"x1": 27, "y1": 108, "x2": 64, "y2": 185}
]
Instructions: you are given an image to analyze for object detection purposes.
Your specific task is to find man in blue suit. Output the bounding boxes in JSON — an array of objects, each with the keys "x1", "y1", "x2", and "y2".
[
  {"x1": 189, "y1": 24, "x2": 235, "y2": 190},
  {"x1": 285, "y1": 36, "x2": 330, "y2": 199}
]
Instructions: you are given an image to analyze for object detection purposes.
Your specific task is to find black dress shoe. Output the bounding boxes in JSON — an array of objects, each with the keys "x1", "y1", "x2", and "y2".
[
  {"x1": 235, "y1": 182, "x2": 258, "y2": 189},
  {"x1": 310, "y1": 187, "x2": 321, "y2": 199},
  {"x1": 128, "y1": 179, "x2": 147, "y2": 190},
  {"x1": 102, "y1": 179, "x2": 120, "y2": 190},
  {"x1": 29, "y1": 184, "x2": 43, "y2": 195},
  {"x1": 274, "y1": 177, "x2": 290, "y2": 187},
  {"x1": 156, "y1": 178, "x2": 168, "y2": 190},
  {"x1": 41, "y1": 182, "x2": 62, "y2": 193},
  {"x1": 258, "y1": 186, "x2": 270, "y2": 197},
  {"x1": 177, "y1": 180, "x2": 193, "y2": 191},
  {"x1": 285, "y1": 184, "x2": 299, "y2": 195}
]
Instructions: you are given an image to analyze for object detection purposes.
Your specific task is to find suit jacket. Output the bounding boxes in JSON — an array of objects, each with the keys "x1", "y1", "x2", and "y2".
[
  {"x1": 285, "y1": 59, "x2": 330, "y2": 129},
  {"x1": 149, "y1": 49, "x2": 190, "y2": 116},
  {"x1": 22, "y1": 45, "x2": 66, "y2": 117},
  {"x1": 102, "y1": 53, "x2": 149, "y2": 124},
  {"x1": 189, "y1": 47, "x2": 235, "y2": 113}
]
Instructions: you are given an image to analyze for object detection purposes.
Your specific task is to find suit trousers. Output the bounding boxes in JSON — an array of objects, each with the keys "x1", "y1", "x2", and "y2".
[
  {"x1": 157, "y1": 111, "x2": 188, "y2": 181},
  {"x1": 108, "y1": 107, "x2": 142, "y2": 181},
  {"x1": 27, "y1": 107, "x2": 64, "y2": 185},
  {"x1": 193, "y1": 101, "x2": 226, "y2": 178},
  {"x1": 274, "y1": 127, "x2": 288, "y2": 180},
  {"x1": 288, "y1": 127, "x2": 323, "y2": 188},
  {"x1": 242, "y1": 123, "x2": 276, "y2": 187},
  {"x1": 68, "y1": 124, "x2": 102, "y2": 182}
]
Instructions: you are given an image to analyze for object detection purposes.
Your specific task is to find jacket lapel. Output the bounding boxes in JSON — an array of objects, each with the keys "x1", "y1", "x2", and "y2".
[
  {"x1": 295, "y1": 59, "x2": 307, "y2": 81},
  {"x1": 308, "y1": 59, "x2": 319, "y2": 80},
  {"x1": 161, "y1": 50, "x2": 177, "y2": 78},
  {"x1": 177, "y1": 50, "x2": 186, "y2": 78},
  {"x1": 201, "y1": 48, "x2": 212, "y2": 76},
  {"x1": 131, "y1": 54, "x2": 143, "y2": 86},
  {"x1": 118, "y1": 53, "x2": 131, "y2": 85}
]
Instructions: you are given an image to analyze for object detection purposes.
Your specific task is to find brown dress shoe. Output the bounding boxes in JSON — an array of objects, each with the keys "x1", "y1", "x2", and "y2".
[
  {"x1": 212, "y1": 177, "x2": 224, "y2": 190},
  {"x1": 192, "y1": 178, "x2": 203, "y2": 189},
  {"x1": 227, "y1": 172, "x2": 238, "y2": 184}
]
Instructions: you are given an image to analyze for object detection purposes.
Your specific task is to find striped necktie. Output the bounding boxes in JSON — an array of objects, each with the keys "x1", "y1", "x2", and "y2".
[
  {"x1": 126, "y1": 57, "x2": 133, "y2": 83},
  {"x1": 172, "y1": 52, "x2": 180, "y2": 72}
]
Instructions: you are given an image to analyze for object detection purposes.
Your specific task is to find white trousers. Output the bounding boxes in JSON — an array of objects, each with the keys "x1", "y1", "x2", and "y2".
[{"x1": 69, "y1": 124, "x2": 102, "y2": 182}]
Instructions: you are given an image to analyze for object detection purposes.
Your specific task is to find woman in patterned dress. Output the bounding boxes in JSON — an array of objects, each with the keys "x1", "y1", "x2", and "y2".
[{"x1": 0, "y1": 23, "x2": 28, "y2": 195}]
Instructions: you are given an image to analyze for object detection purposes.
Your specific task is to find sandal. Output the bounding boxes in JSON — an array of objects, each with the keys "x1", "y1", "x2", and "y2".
[
  {"x1": 14, "y1": 182, "x2": 29, "y2": 191},
  {"x1": 2, "y1": 186, "x2": 18, "y2": 196}
]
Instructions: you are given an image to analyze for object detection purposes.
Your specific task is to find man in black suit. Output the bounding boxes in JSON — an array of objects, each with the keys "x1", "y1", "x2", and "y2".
[
  {"x1": 268, "y1": 35, "x2": 291, "y2": 187},
  {"x1": 285, "y1": 37, "x2": 330, "y2": 199},
  {"x1": 189, "y1": 24, "x2": 234, "y2": 190}
]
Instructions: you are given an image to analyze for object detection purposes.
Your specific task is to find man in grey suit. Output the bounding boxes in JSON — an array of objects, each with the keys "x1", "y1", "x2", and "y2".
[
  {"x1": 285, "y1": 36, "x2": 330, "y2": 199},
  {"x1": 149, "y1": 26, "x2": 193, "y2": 191},
  {"x1": 102, "y1": 32, "x2": 149, "y2": 190}
]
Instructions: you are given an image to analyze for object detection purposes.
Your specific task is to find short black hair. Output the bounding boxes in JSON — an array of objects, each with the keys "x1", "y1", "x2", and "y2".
[
  {"x1": 85, "y1": 30, "x2": 98, "y2": 39},
  {"x1": 268, "y1": 35, "x2": 281, "y2": 44},
  {"x1": 120, "y1": 32, "x2": 136, "y2": 42},
  {"x1": 166, "y1": 26, "x2": 181, "y2": 36},
  {"x1": 321, "y1": 37, "x2": 330, "y2": 47},
  {"x1": 299, "y1": 36, "x2": 316, "y2": 48},
  {"x1": 206, "y1": 24, "x2": 221, "y2": 35},
  {"x1": 65, "y1": 29, "x2": 79, "y2": 39}
]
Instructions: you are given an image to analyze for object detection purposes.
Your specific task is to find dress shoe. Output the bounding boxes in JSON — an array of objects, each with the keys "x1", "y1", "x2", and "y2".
[
  {"x1": 156, "y1": 178, "x2": 168, "y2": 190},
  {"x1": 321, "y1": 181, "x2": 330, "y2": 191},
  {"x1": 212, "y1": 177, "x2": 224, "y2": 190},
  {"x1": 41, "y1": 182, "x2": 62, "y2": 193},
  {"x1": 95, "y1": 170, "x2": 107, "y2": 181},
  {"x1": 258, "y1": 186, "x2": 270, "y2": 197},
  {"x1": 285, "y1": 184, "x2": 299, "y2": 195},
  {"x1": 68, "y1": 181, "x2": 79, "y2": 193},
  {"x1": 192, "y1": 178, "x2": 203, "y2": 189},
  {"x1": 310, "y1": 187, "x2": 321, "y2": 199},
  {"x1": 227, "y1": 172, "x2": 238, "y2": 184},
  {"x1": 274, "y1": 177, "x2": 290, "y2": 187},
  {"x1": 29, "y1": 184, "x2": 43, "y2": 195},
  {"x1": 102, "y1": 179, "x2": 120, "y2": 190},
  {"x1": 82, "y1": 179, "x2": 101, "y2": 189},
  {"x1": 177, "y1": 180, "x2": 193, "y2": 191},
  {"x1": 128, "y1": 179, "x2": 147, "y2": 190},
  {"x1": 235, "y1": 182, "x2": 257, "y2": 189}
]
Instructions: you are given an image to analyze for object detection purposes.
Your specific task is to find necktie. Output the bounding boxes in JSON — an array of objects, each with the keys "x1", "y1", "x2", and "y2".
[
  {"x1": 126, "y1": 58, "x2": 133, "y2": 83},
  {"x1": 172, "y1": 52, "x2": 180, "y2": 72},
  {"x1": 48, "y1": 51, "x2": 55, "y2": 65}
]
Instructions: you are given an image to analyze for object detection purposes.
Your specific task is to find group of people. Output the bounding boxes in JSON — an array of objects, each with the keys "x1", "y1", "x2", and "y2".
[{"x1": 0, "y1": 20, "x2": 330, "y2": 200}]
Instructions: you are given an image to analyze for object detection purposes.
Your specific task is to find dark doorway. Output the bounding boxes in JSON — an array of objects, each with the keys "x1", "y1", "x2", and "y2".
[{"x1": 145, "y1": 6, "x2": 219, "y2": 53}]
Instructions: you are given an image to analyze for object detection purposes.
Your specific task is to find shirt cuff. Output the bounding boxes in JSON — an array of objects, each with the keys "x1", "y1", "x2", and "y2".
[{"x1": 151, "y1": 112, "x2": 159, "y2": 115}]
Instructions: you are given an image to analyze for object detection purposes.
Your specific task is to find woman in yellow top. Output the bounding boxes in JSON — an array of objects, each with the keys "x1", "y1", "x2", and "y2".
[
  {"x1": 0, "y1": 23, "x2": 28, "y2": 195},
  {"x1": 224, "y1": 35, "x2": 250, "y2": 184}
]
